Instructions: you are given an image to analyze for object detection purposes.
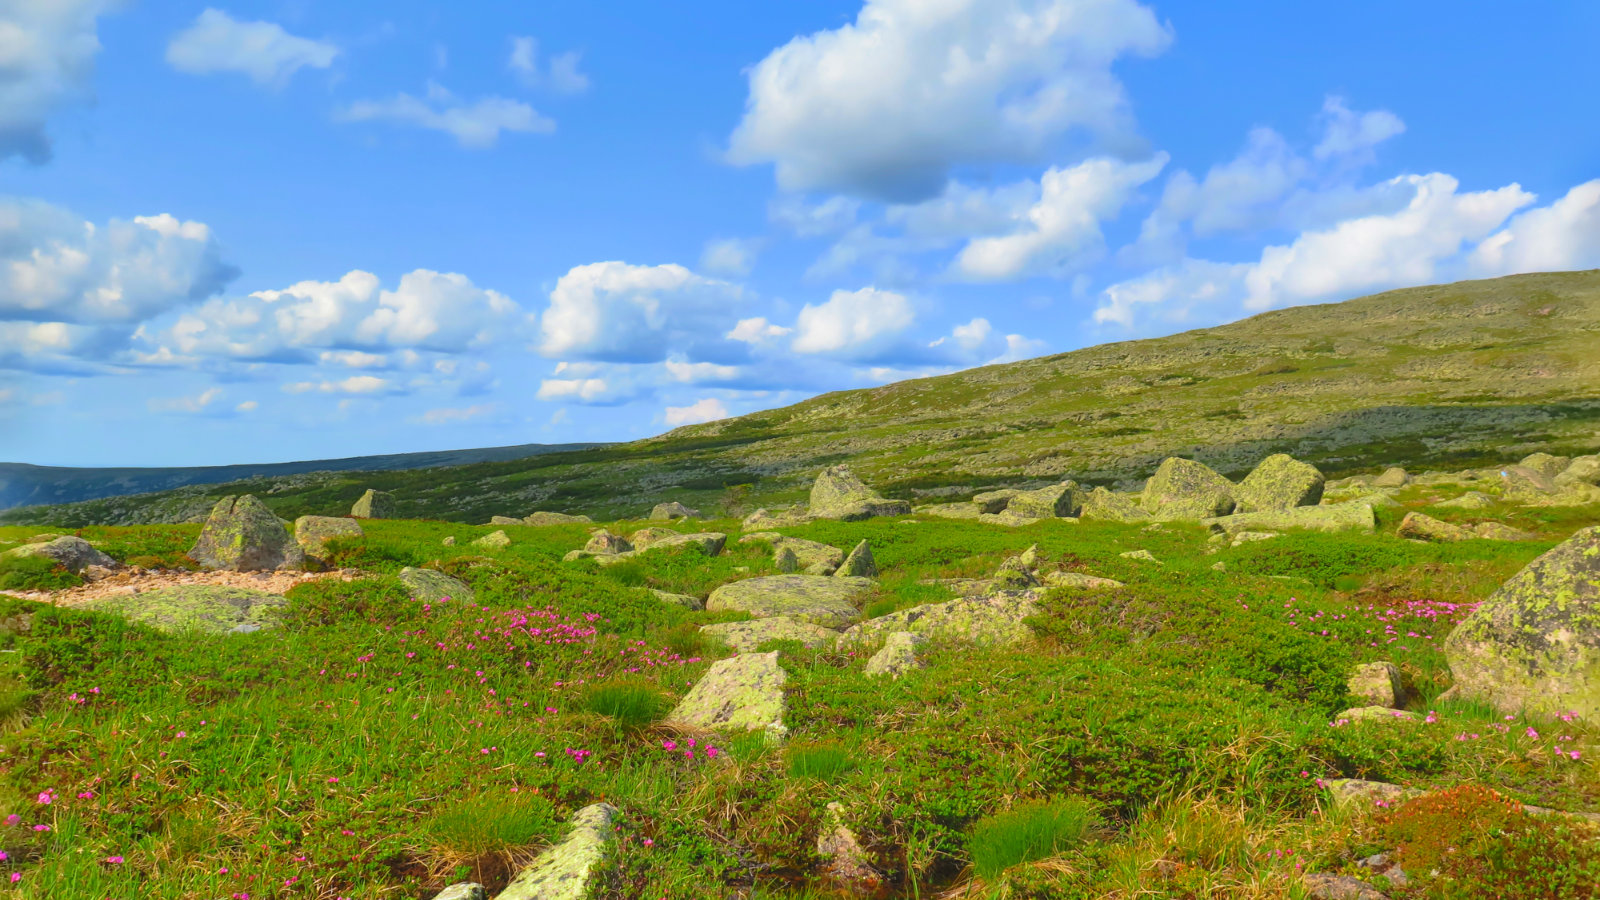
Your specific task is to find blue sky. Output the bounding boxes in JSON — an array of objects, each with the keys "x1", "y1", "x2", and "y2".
[{"x1": 2, "y1": 0, "x2": 1597, "y2": 467}]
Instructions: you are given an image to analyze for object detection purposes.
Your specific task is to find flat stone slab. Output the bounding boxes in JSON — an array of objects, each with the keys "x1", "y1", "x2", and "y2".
[
  {"x1": 83, "y1": 585, "x2": 286, "y2": 634},
  {"x1": 399, "y1": 567, "x2": 473, "y2": 604},
  {"x1": 1204, "y1": 501, "x2": 1376, "y2": 535},
  {"x1": 701, "y1": 617, "x2": 838, "y2": 652},
  {"x1": 651, "y1": 589, "x2": 704, "y2": 610},
  {"x1": 667, "y1": 651, "x2": 787, "y2": 733},
  {"x1": 842, "y1": 592, "x2": 1039, "y2": 648},
  {"x1": 498, "y1": 803, "x2": 618, "y2": 900},
  {"x1": 706, "y1": 575, "x2": 871, "y2": 628},
  {"x1": 1041, "y1": 572, "x2": 1125, "y2": 590}
]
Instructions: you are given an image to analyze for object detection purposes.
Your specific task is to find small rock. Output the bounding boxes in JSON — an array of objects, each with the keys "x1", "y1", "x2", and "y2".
[
  {"x1": 1303, "y1": 873, "x2": 1389, "y2": 900},
  {"x1": 498, "y1": 803, "x2": 619, "y2": 900},
  {"x1": 3, "y1": 536, "x2": 118, "y2": 574},
  {"x1": 441, "y1": 536, "x2": 456, "y2": 546},
  {"x1": 431, "y1": 885, "x2": 486, "y2": 900},
  {"x1": 650, "y1": 501, "x2": 700, "y2": 521},
  {"x1": 523, "y1": 511, "x2": 593, "y2": 526},
  {"x1": 1230, "y1": 531, "x2": 1279, "y2": 547},
  {"x1": 1005, "y1": 481, "x2": 1084, "y2": 519},
  {"x1": 471, "y1": 530, "x2": 511, "y2": 550},
  {"x1": 489, "y1": 516, "x2": 523, "y2": 526},
  {"x1": 1435, "y1": 491, "x2": 1495, "y2": 510},
  {"x1": 971, "y1": 489, "x2": 1023, "y2": 514},
  {"x1": 1210, "y1": 561, "x2": 1226, "y2": 572},
  {"x1": 350, "y1": 489, "x2": 394, "y2": 519},
  {"x1": 1079, "y1": 487, "x2": 1151, "y2": 522},
  {"x1": 1120, "y1": 549, "x2": 1160, "y2": 563},
  {"x1": 293, "y1": 516, "x2": 364, "y2": 563},
  {"x1": 1337, "y1": 706, "x2": 1417, "y2": 723},
  {"x1": 1347, "y1": 662, "x2": 1405, "y2": 709},
  {"x1": 1396, "y1": 512, "x2": 1472, "y2": 542},
  {"x1": 774, "y1": 546, "x2": 799, "y2": 573},
  {"x1": 834, "y1": 540, "x2": 878, "y2": 578},
  {"x1": 583, "y1": 530, "x2": 632, "y2": 555},
  {"x1": 667, "y1": 651, "x2": 787, "y2": 733},
  {"x1": 1041, "y1": 571, "x2": 1125, "y2": 590},
  {"x1": 817, "y1": 802, "x2": 883, "y2": 891},
  {"x1": 1018, "y1": 544, "x2": 1039, "y2": 569},
  {"x1": 990, "y1": 556, "x2": 1041, "y2": 592},
  {"x1": 399, "y1": 567, "x2": 474, "y2": 604},
  {"x1": 706, "y1": 575, "x2": 871, "y2": 628},
  {"x1": 842, "y1": 592, "x2": 1039, "y2": 648},
  {"x1": 1322, "y1": 778, "x2": 1422, "y2": 810},
  {"x1": 863, "y1": 631, "x2": 924, "y2": 679},
  {"x1": 651, "y1": 589, "x2": 704, "y2": 610},
  {"x1": 1520, "y1": 452, "x2": 1572, "y2": 480},
  {"x1": 1473, "y1": 521, "x2": 1535, "y2": 541},
  {"x1": 1371, "y1": 467, "x2": 1410, "y2": 488}
]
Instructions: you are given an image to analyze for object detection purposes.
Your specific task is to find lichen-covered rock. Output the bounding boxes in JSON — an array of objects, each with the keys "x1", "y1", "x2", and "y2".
[
  {"x1": 990, "y1": 556, "x2": 1040, "y2": 592},
  {"x1": 84, "y1": 585, "x2": 285, "y2": 634},
  {"x1": 431, "y1": 884, "x2": 486, "y2": 900},
  {"x1": 650, "y1": 589, "x2": 704, "y2": 610},
  {"x1": 1558, "y1": 455, "x2": 1600, "y2": 487},
  {"x1": 1205, "y1": 502, "x2": 1376, "y2": 535},
  {"x1": 1042, "y1": 571, "x2": 1125, "y2": 590},
  {"x1": 1520, "y1": 452, "x2": 1573, "y2": 480},
  {"x1": 498, "y1": 803, "x2": 619, "y2": 900},
  {"x1": 189, "y1": 495, "x2": 304, "y2": 572},
  {"x1": 701, "y1": 617, "x2": 837, "y2": 652},
  {"x1": 1347, "y1": 661, "x2": 1405, "y2": 708},
  {"x1": 1323, "y1": 778, "x2": 1421, "y2": 811},
  {"x1": 808, "y1": 465, "x2": 911, "y2": 521},
  {"x1": 1005, "y1": 481, "x2": 1084, "y2": 519},
  {"x1": 739, "y1": 534, "x2": 844, "y2": 574},
  {"x1": 863, "y1": 632, "x2": 924, "y2": 679},
  {"x1": 293, "y1": 516, "x2": 363, "y2": 562},
  {"x1": 1230, "y1": 531, "x2": 1280, "y2": 547},
  {"x1": 743, "y1": 507, "x2": 811, "y2": 529},
  {"x1": 522, "y1": 511, "x2": 592, "y2": 526},
  {"x1": 1338, "y1": 706, "x2": 1417, "y2": 723},
  {"x1": 488, "y1": 516, "x2": 523, "y2": 526},
  {"x1": 1443, "y1": 526, "x2": 1600, "y2": 717},
  {"x1": 774, "y1": 546, "x2": 799, "y2": 573},
  {"x1": 842, "y1": 592, "x2": 1039, "y2": 648},
  {"x1": 706, "y1": 575, "x2": 870, "y2": 628},
  {"x1": 350, "y1": 489, "x2": 394, "y2": 519},
  {"x1": 834, "y1": 540, "x2": 877, "y2": 578},
  {"x1": 1473, "y1": 521, "x2": 1536, "y2": 541},
  {"x1": 917, "y1": 502, "x2": 984, "y2": 520},
  {"x1": 471, "y1": 530, "x2": 511, "y2": 550},
  {"x1": 634, "y1": 532, "x2": 727, "y2": 557},
  {"x1": 1234, "y1": 454, "x2": 1325, "y2": 513},
  {"x1": 1396, "y1": 512, "x2": 1472, "y2": 542},
  {"x1": 1141, "y1": 458, "x2": 1236, "y2": 519},
  {"x1": 1372, "y1": 467, "x2": 1410, "y2": 488},
  {"x1": 817, "y1": 802, "x2": 884, "y2": 891},
  {"x1": 1120, "y1": 549, "x2": 1160, "y2": 563},
  {"x1": 649, "y1": 501, "x2": 700, "y2": 521},
  {"x1": 1435, "y1": 491, "x2": 1495, "y2": 510},
  {"x1": 1079, "y1": 487, "x2": 1151, "y2": 522},
  {"x1": 1018, "y1": 544, "x2": 1039, "y2": 569},
  {"x1": 1498, "y1": 464, "x2": 1557, "y2": 502},
  {"x1": 667, "y1": 651, "x2": 786, "y2": 733},
  {"x1": 399, "y1": 567, "x2": 473, "y2": 604},
  {"x1": 583, "y1": 530, "x2": 632, "y2": 555},
  {"x1": 3, "y1": 536, "x2": 117, "y2": 573},
  {"x1": 971, "y1": 489, "x2": 1024, "y2": 514},
  {"x1": 1302, "y1": 873, "x2": 1389, "y2": 900}
]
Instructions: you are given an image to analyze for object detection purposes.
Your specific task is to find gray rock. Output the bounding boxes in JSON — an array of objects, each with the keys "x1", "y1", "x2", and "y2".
[
  {"x1": 701, "y1": 617, "x2": 837, "y2": 652},
  {"x1": 1234, "y1": 454, "x2": 1325, "y2": 512},
  {"x1": 189, "y1": 495, "x2": 304, "y2": 572},
  {"x1": 293, "y1": 516, "x2": 363, "y2": 563},
  {"x1": 706, "y1": 575, "x2": 871, "y2": 629},
  {"x1": 523, "y1": 512, "x2": 592, "y2": 526},
  {"x1": 83, "y1": 585, "x2": 285, "y2": 635},
  {"x1": 1120, "y1": 549, "x2": 1160, "y2": 563},
  {"x1": 471, "y1": 530, "x2": 511, "y2": 550},
  {"x1": 774, "y1": 546, "x2": 799, "y2": 573},
  {"x1": 1041, "y1": 571, "x2": 1124, "y2": 590},
  {"x1": 651, "y1": 589, "x2": 704, "y2": 610},
  {"x1": 990, "y1": 556, "x2": 1040, "y2": 592},
  {"x1": 583, "y1": 530, "x2": 632, "y2": 555},
  {"x1": 1347, "y1": 661, "x2": 1405, "y2": 708},
  {"x1": 1435, "y1": 491, "x2": 1495, "y2": 510},
  {"x1": 498, "y1": 803, "x2": 619, "y2": 900},
  {"x1": 808, "y1": 465, "x2": 911, "y2": 521},
  {"x1": 350, "y1": 489, "x2": 394, "y2": 519},
  {"x1": 1079, "y1": 487, "x2": 1151, "y2": 522},
  {"x1": 1396, "y1": 512, "x2": 1472, "y2": 542},
  {"x1": 739, "y1": 534, "x2": 844, "y2": 574},
  {"x1": 399, "y1": 567, "x2": 474, "y2": 604},
  {"x1": 1371, "y1": 467, "x2": 1410, "y2": 488},
  {"x1": 431, "y1": 884, "x2": 486, "y2": 900},
  {"x1": 489, "y1": 516, "x2": 523, "y2": 526},
  {"x1": 843, "y1": 592, "x2": 1039, "y2": 648},
  {"x1": 1303, "y1": 873, "x2": 1389, "y2": 900},
  {"x1": 863, "y1": 632, "x2": 925, "y2": 679},
  {"x1": 1520, "y1": 452, "x2": 1572, "y2": 480},
  {"x1": 649, "y1": 501, "x2": 701, "y2": 521},
  {"x1": 1558, "y1": 455, "x2": 1600, "y2": 487},
  {"x1": 971, "y1": 489, "x2": 1024, "y2": 514},
  {"x1": 666, "y1": 651, "x2": 786, "y2": 733},
  {"x1": 1205, "y1": 502, "x2": 1376, "y2": 535},
  {"x1": 1005, "y1": 481, "x2": 1084, "y2": 519},
  {"x1": 1018, "y1": 544, "x2": 1039, "y2": 569},
  {"x1": 1141, "y1": 458, "x2": 1236, "y2": 519},
  {"x1": 834, "y1": 540, "x2": 878, "y2": 578},
  {"x1": 1498, "y1": 464, "x2": 1558, "y2": 502},
  {"x1": 633, "y1": 531, "x2": 727, "y2": 557},
  {"x1": 3, "y1": 536, "x2": 117, "y2": 574},
  {"x1": 1473, "y1": 521, "x2": 1536, "y2": 541}
]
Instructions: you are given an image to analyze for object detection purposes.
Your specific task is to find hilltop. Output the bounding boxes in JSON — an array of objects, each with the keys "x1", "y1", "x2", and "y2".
[{"x1": 6, "y1": 270, "x2": 1597, "y2": 527}]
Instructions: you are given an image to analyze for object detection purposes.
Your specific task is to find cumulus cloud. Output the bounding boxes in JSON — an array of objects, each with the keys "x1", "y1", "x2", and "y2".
[
  {"x1": 768, "y1": 195, "x2": 861, "y2": 237},
  {"x1": 665, "y1": 360, "x2": 741, "y2": 383},
  {"x1": 726, "y1": 317, "x2": 791, "y2": 343},
  {"x1": 0, "y1": 0, "x2": 111, "y2": 163},
  {"x1": 727, "y1": 0, "x2": 1170, "y2": 202},
  {"x1": 536, "y1": 377, "x2": 615, "y2": 402},
  {"x1": 338, "y1": 81, "x2": 554, "y2": 148},
  {"x1": 1470, "y1": 179, "x2": 1600, "y2": 276},
  {"x1": 0, "y1": 199, "x2": 238, "y2": 325},
  {"x1": 664, "y1": 397, "x2": 729, "y2": 427},
  {"x1": 1314, "y1": 95, "x2": 1405, "y2": 163},
  {"x1": 791, "y1": 287, "x2": 915, "y2": 357},
  {"x1": 537, "y1": 261, "x2": 745, "y2": 363},
  {"x1": 954, "y1": 154, "x2": 1167, "y2": 280},
  {"x1": 166, "y1": 9, "x2": 339, "y2": 88},
  {"x1": 508, "y1": 36, "x2": 589, "y2": 94},
  {"x1": 699, "y1": 237, "x2": 762, "y2": 277},
  {"x1": 283, "y1": 375, "x2": 391, "y2": 395}
]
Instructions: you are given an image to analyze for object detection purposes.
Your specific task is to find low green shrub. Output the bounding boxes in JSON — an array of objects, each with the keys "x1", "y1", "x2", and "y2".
[{"x1": 0, "y1": 554, "x2": 81, "y2": 592}]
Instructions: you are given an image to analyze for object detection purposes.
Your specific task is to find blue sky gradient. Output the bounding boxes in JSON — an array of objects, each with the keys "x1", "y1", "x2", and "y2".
[{"x1": 2, "y1": 1, "x2": 1597, "y2": 466}]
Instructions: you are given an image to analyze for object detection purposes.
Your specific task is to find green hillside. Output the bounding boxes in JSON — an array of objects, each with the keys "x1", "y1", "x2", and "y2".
[{"x1": 8, "y1": 270, "x2": 1598, "y2": 527}]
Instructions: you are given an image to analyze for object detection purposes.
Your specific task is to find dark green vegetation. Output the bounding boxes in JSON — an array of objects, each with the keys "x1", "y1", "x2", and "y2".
[
  {"x1": 0, "y1": 478, "x2": 1596, "y2": 898},
  {"x1": 8, "y1": 271, "x2": 1600, "y2": 527}
]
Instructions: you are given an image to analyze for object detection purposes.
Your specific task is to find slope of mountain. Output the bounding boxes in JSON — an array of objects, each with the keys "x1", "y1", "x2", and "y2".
[
  {"x1": 7, "y1": 271, "x2": 1598, "y2": 527},
  {"x1": 0, "y1": 442, "x2": 603, "y2": 512}
]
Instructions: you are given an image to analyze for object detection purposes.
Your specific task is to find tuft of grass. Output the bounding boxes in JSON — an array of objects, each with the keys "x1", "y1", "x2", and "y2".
[
  {"x1": 785, "y1": 741, "x2": 857, "y2": 781},
  {"x1": 424, "y1": 791, "x2": 562, "y2": 854},
  {"x1": 967, "y1": 797, "x2": 1101, "y2": 881},
  {"x1": 581, "y1": 678, "x2": 668, "y2": 729}
]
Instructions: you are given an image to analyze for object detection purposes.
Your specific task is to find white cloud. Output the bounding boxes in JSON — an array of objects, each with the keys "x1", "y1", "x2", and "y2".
[
  {"x1": 0, "y1": 198, "x2": 237, "y2": 325},
  {"x1": 699, "y1": 237, "x2": 762, "y2": 277},
  {"x1": 166, "y1": 9, "x2": 338, "y2": 88},
  {"x1": 954, "y1": 154, "x2": 1167, "y2": 280},
  {"x1": 1470, "y1": 180, "x2": 1600, "y2": 276},
  {"x1": 664, "y1": 360, "x2": 741, "y2": 383},
  {"x1": 319, "y1": 350, "x2": 388, "y2": 368},
  {"x1": 1093, "y1": 258, "x2": 1250, "y2": 329},
  {"x1": 0, "y1": 0, "x2": 111, "y2": 163},
  {"x1": 664, "y1": 397, "x2": 729, "y2": 427},
  {"x1": 727, "y1": 0, "x2": 1170, "y2": 202},
  {"x1": 537, "y1": 261, "x2": 745, "y2": 363},
  {"x1": 338, "y1": 81, "x2": 554, "y2": 148},
  {"x1": 283, "y1": 375, "x2": 391, "y2": 395},
  {"x1": 1314, "y1": 95, "x2": 1405, "y2": 163},
  {"x1": 536, "y1": 377, "x2": 611, "y2": 402},
  {"x1": 236, "y1": 399, "x2": 258, "y2": 412},
  {"x1": 727, "y1": 317, "x2": 792, "y2": 343},
  {"x1": 149, "y1": 386, "x2": 223, "y2": 413},
  {"x1": 508, "y1": 36, "x2": 589, "y2": 94},
  {"x1": 791, "y1": 287, "x2": 915, "y2": 356},
  {"x1": 989, "y1": 333, "x2": 1050, "y2": 364},
  {"x1": 418, "y1": 403, "x2": 496, "y2": 425},
  {"x1": 887, "y1": 180, "x2": 1040, "y2": 240},
  {"x1": 768, "y1": 195, "x2": 861, "y2": 237}
]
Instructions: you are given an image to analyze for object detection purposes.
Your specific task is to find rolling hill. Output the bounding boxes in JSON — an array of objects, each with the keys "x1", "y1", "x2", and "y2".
[{"x1": 7, "y1": 270, "x2": 1598, "y2": 527}]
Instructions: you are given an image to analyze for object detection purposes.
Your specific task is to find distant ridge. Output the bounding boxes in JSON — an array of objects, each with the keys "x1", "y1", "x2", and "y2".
[{"x1": 0, "y1": 442, "x2": 605, "y2": 511}]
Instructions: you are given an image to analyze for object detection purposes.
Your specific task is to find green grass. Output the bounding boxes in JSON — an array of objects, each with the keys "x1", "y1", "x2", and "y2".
[
  {"x1": 967, "y1": 797, "x2": 1100, "y2": 881},
  {"x1": 582, "y1": 678, "x2": 669, "y2": 729},
  {"x1": 0, "y1": 554, "x2": 81, "y2": 592},
  {"x1": 785, "y1": 741, "x2": 857, "y2": 781}
]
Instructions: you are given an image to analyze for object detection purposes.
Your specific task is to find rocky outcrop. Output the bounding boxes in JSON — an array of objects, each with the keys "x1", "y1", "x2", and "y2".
[
  {"x1": 632, "y1": 531, "x2": 727, "y2": 557},
  {"x1": 701, "y1": 617, "x2": 837, "y2": 652},
  {"x1": 1141, "y1": 458, "x2": 1236, "y2": 519},
  {"x1": 523, "y1": 512, "x2": 592, "y2": 526},
  {"x1": 650, "y1": 501, "x2": 700, "y2": 521},
  {"x1": 189, "y1": 495, "x2": 304, "y2": 572},
  {"x1": 808, "y1": 465, "x2": 911, "y2": 521},
  {"x1": 971, "y1": 489, "x2": 1024, "y2": 514},
  {"x1": 1520, "y1": 452, "x2": 1572, "y2": 480},
  {"x1": 1204, "y1": 502, "x2": 1376, "y2": 535},
  {"x1": 863, "y1": 631, "x2": 924, "y2": 679},
  {"x1": 471, "y1": 530, "x2": 511, "y2": 549},
  {"x1": 990, "y1": 556, "x2": 1040, "y2": 592},
  {"x1": 1302, "y1": 873, "x2": 1389, "y2": 900},
  {"x1": 350, "y1": 489, "x2": 394, "y2": 519},
  {"x1": 1005, "y1": 482, "x2": 1084, "y2": 519},
  {"x1": 584, "y1": 530, "x2": 632, "y2": 555},
  {"x1": 1557, "y1": 455, "x2": 1600, "y2": 487},
  {"x1": 1042, "y1": 571, "x2": 1125, "y2": 590},
  {"x1": 667, "y1": 651, "x2": 787, "y2": 735},
  {"x1": 1347, "y1": 661, "x2": 1405, "y2": 708},
  {"x1": 4, "y1": 536, "x2": 117, "y2": 573},
  {"x1": 1079, "y1": 487, "x2": 1151, "y2": 522},
  {"x1": 843, "y1": 592, "x2": 1038, "y2": 648},
  {"x1": 1444, "y1": 525, "x2": 1600, "y2": 717},
  {"x1": 498, "y1": 803, "x2": 619, "y2": 900},
  {"x1": 489, "y1": 516, "x2": 523, "y2": 526},
  {"x1": 430, "y1": 884, "x2": 485, "y2": 900},
  {"x1": 293, "y1": 516, "x2": 363, "y2": 564},
  {"x1": 399, "y1": 567, "x2": 473, "y2": 604},
  {"x1": 84, "y1": 585, "x2": 285, "y2": 634},
  {"x1": 1396, "y1": 512, "x2": 1473, "y2": 542},
  {"x1": 834, "y1": 540, "x2": 877, "y2": 578},
  {"x1": 706, "y1": 575, "x2": 870, "y2": 629},
  {"x1": 1233, "y1": 454, "x2": 1325, "y2": 512},
  {"x1": 1498, "y1": 465, "x2": 1557, "y2": 503}
]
